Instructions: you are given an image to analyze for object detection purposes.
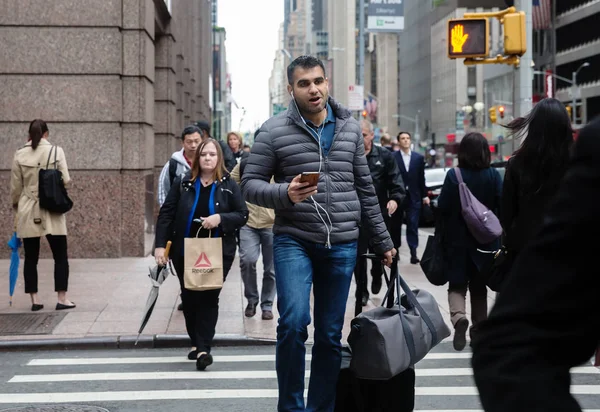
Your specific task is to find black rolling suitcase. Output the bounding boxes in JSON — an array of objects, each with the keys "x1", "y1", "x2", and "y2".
[{"x1": 335, "y1": 254, "x2": 416, "y2": 412}]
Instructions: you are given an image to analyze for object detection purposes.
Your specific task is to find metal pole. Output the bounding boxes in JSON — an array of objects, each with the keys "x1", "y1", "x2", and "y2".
[
  {"x1": 571, "y1": 71, "x2": 577, "y2": 125},
  {"x1": 358, "y1": 0, "x2": 365, "y2": 87},
  {"x1": 514, "y1": 0, "x2": 533, "y2": 118}
]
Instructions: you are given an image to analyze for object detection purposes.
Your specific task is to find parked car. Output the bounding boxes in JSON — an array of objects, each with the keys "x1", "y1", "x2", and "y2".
[
  {"x1": 491, "y1": 160, "x2": 507, "y2": 181},
  {"x1": 422, "y1": 167, "x2": 449, "y2": 226}
]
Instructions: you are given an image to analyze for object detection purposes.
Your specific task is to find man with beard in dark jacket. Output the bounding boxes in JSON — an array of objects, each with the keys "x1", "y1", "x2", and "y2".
[
  {"x1": 242, "y1": 55, "x2": 395, "y2": 412},
  {"x1": 354, "y1": 119, "x2": 405, "y2": 306}
]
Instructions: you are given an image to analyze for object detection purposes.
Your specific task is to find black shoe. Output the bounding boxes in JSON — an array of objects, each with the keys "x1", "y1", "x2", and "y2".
[
  {"x1": 410, "y1": 248, "x2": 420, "y2": 264},
  {"x1": 196, "y1": 353, "x2": 213, "y2": 371},
  {"x1": 177, "y1": 302, "x2": 184, "y2": 311},
  {"x1": 244, "y1": 303, "x2": 257, "y2": 318},
  {"x1": 56, "y1": 302, "x2": 76, "y2": 310},
  {"x1": 453, "y1": 318, "x2": 469, "y2": 351},
  {"x1": 361, "y1": 294, "x2": 369, "y2": 307},
  {"x1": 187, "y1": 349, "x2": 198, "y2": 360},
  {"x1": 371, "y1": 276, "x2": 382, "y2": 295},
  {"x1": 31, "y1": 304, "x2": 44, "y2": 312}
]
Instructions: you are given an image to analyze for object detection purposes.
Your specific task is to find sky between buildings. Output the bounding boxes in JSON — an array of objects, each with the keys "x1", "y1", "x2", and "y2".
[{"x1": 219, "y1": 0, "x2": 285, "y2": 134}]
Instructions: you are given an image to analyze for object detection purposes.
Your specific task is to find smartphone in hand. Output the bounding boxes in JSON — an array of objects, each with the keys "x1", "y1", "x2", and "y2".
[{"x1": 300, "y1": 172, "x2": 319, "y2": 186}]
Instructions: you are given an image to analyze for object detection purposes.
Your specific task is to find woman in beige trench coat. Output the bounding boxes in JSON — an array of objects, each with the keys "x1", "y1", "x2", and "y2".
[{"x1": 10, "y1": 119, "x2": 75, "y2": 311}]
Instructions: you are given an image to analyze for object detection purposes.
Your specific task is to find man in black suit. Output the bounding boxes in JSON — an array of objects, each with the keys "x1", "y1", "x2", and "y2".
[
  {"x1": 472, "y1": 117, "x2": 600, "y2": 411},
  {"x1": 393, "y1": 131, "x2": 429, "y2": 264}
]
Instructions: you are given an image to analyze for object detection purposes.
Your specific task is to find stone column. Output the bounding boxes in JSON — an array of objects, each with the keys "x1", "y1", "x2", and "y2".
[
  {"x1": 121, "y1": 0, "x2": 156, "y2": 257},
  {"x1": 0, "y1": 0, "x2": 125, "y2": 257}
]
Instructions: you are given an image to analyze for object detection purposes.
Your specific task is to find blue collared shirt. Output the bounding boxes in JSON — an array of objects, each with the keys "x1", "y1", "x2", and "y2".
[{"x1": 305, "y1": 103, "x2": 336, "y2": 157}]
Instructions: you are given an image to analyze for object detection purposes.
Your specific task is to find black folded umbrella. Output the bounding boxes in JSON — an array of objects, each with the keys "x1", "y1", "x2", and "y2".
[{"x1": 136, "y1": 241, "x2": 172, "y2": 344}]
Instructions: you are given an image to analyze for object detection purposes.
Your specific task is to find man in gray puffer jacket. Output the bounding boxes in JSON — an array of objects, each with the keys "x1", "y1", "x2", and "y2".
[{"x1": 242, "y1": 55, "x2": 396, "y2": 412}]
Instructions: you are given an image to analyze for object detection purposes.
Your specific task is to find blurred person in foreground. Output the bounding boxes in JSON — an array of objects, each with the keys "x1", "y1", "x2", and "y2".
[{"x1": 472, "y1": 117, "x2": 600, "y2": 412}]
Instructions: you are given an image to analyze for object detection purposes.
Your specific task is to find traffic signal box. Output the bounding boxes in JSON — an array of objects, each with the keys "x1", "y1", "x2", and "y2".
[
  {"x1": 503, "y1": 11, "x2": 526, "y2": 56},
  {"x1": 447, "y1": 7, "x2": 526, "y2": 67},
  {"x1": 489, "y1": 107, "x2": 497, "y2": 124}
]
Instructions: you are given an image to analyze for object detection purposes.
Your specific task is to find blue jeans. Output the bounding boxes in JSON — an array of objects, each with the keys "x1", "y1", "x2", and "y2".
[{"x1": 273, "y1": 234, "x2": 357, "y2": 412}]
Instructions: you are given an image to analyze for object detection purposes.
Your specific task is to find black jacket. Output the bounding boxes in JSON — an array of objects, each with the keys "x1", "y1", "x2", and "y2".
[
  {"x1": 393, "y1": 150, "x2": 427, "y2": 207},
  {"x1": 218, "y1": 140, "x2": 237, "y2": 172},
  {"x1": 241, "y1": 97, "x2": 393, "y2": 253},
  {"x1": 437, "y1": 167, "x2": 502, "y2": 284},
  {"x1": 472, "y1": 118, "x2": 600, "y2": 412},
  {"x1": 155, "y1": 172, "x2": 248, "y2": 260},
  {"x1": 365, "y1": 144, "x2": 405, "y2": 215},
  {"x1": 501, "y1": 156, "x2": 566, "y2": 253}
]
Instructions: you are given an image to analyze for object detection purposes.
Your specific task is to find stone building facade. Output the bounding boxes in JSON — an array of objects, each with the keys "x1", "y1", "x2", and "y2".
[{"x1": 0, "y1": 0, "x2": 212, "y2": 257}]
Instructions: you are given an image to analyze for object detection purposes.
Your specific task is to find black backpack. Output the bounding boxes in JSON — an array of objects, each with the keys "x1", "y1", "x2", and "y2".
[{"x1": 38, "y1": 146, "x2": 73, "y2": 214}]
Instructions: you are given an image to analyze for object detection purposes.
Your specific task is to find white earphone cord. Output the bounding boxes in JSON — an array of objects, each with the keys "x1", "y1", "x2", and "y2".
[{"x1": 291, "y1": 93, "x2": 333, "y2": 248}]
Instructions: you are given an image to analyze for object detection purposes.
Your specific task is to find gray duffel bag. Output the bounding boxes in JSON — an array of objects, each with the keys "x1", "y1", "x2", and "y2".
[{"x1": 348, "y1": 271, "x2": 451, "y2": 380}]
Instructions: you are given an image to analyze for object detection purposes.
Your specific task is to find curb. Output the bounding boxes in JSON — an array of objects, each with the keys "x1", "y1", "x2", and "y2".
[{"x1": 0, "y1": 334, "x2": 276, "y2": 352}]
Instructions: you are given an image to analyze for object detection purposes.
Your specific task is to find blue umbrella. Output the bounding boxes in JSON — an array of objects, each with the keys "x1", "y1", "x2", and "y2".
[{"x1": 8, "y1": 232, "x2": 21, "y2": 306}]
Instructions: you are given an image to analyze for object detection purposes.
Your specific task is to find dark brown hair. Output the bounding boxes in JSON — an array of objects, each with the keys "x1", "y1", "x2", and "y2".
[
  {"x1": 457, "y1": 132, "x2": 491, "y2": 170},
  {"x1": 503, "y1": 98, "x2": 573, "y2": 193},
  {"x1": 191, "y1": 138, "x2": 228, "y2": 182},
  {"x1": 28, "y1": 119, "x2": 48, "y2": 150}
]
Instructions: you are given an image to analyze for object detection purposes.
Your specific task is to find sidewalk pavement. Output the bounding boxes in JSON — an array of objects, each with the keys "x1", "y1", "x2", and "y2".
[{"x1": 0, "y1": 229, "x2": 496, "y2": 350}]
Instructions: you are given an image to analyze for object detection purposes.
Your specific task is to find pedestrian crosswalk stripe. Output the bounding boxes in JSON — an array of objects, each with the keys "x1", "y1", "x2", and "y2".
[
  {"x1": 10, "y1": 366, "x2": 599, "y2": 383},
  {"x1": 27, "y1": 351, "x2": 474, "y2": 366},
  {"x1": 10, "y1": 370, "x2": 281, "y2": 382},
  {"x1": 2, "y1": 386, "x2": 600, "y2": 404},
  {"x1": 0, "y1": 389, "x2": 282, "y2": 403},
  {"x1": 415, "y1": 386, "x2": 600, "y2": 396}
]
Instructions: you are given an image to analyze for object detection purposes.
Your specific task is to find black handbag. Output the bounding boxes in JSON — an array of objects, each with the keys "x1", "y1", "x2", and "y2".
[
  {"x1": 420, "y1": 218, "x2": 446, "y2": 286},
  {"x1": 482, "y1": 245, "x2": 514, "y2": 292},
  {"x1": 38, "y1": 146, "x2": 73, "y2": 214}
]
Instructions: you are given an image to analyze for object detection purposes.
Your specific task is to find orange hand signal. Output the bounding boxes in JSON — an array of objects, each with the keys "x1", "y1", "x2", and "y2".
[{"x1": 451, "y1": 24, "x2": 469, "y2": 53}]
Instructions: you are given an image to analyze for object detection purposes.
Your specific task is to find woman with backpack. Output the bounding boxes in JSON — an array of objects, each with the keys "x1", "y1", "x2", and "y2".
[
  {"x1": 10, "y1": 119, "x2": 74, "y2": 312},
  {"x1": 499, "y1": 98, "x2": 574, "y2": 285},
  {"x1": 437, "y1": 132, "x2": 502, "y2": 351}
]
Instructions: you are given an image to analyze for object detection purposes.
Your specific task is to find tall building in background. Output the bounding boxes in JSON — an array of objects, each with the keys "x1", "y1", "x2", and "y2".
[
  {"x1": 399, "y1": 0, "x2": 432, "y2": 145},
  {"x1": 212, "y1": 27, "x2": 230, "y2": 140},
  {"x1": 286, "y1": 0, "x2": 307, "y2": 59},
  {"x1": 554, "y1": 0, "x2": 600, "y2": 123},
  {"x1": 0, "y1": 0, "x2": 212, "y2": 258},
  {"x1": 375, "y1": 33, "x2": 400, "y2": 137},
  {"x1": 270, "y1": 23, "x2": 288, "y2": 117},
  {"x1": 311, "y1": 0, "x2": 329, "y2": 61},
  {"x1": 326, "y1": 0, "x2": 356, "y2": 106}
]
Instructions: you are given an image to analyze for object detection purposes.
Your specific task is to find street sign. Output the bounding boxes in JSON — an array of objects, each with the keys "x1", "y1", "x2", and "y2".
[
  {"x1": 348, "y1": 85, "x2": 365, "y2": 111},
  {"x1": 367, "y1": 0, "x2": 404, "y2": 32}
]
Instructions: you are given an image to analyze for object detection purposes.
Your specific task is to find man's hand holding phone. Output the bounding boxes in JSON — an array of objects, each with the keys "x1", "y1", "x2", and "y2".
[{"x1": 288, "y1": 173, "x2": 319, "y2": 204}]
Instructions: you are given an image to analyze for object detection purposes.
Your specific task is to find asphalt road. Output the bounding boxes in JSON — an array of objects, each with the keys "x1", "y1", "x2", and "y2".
[{"x1": 1, "y1": 343, "x2": 599, "y2": 412}]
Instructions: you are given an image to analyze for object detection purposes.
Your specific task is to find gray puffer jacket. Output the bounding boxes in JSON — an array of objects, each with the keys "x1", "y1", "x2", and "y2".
[{"x1": 241, "y1": 97, "x2": 393, "y2": 254}]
